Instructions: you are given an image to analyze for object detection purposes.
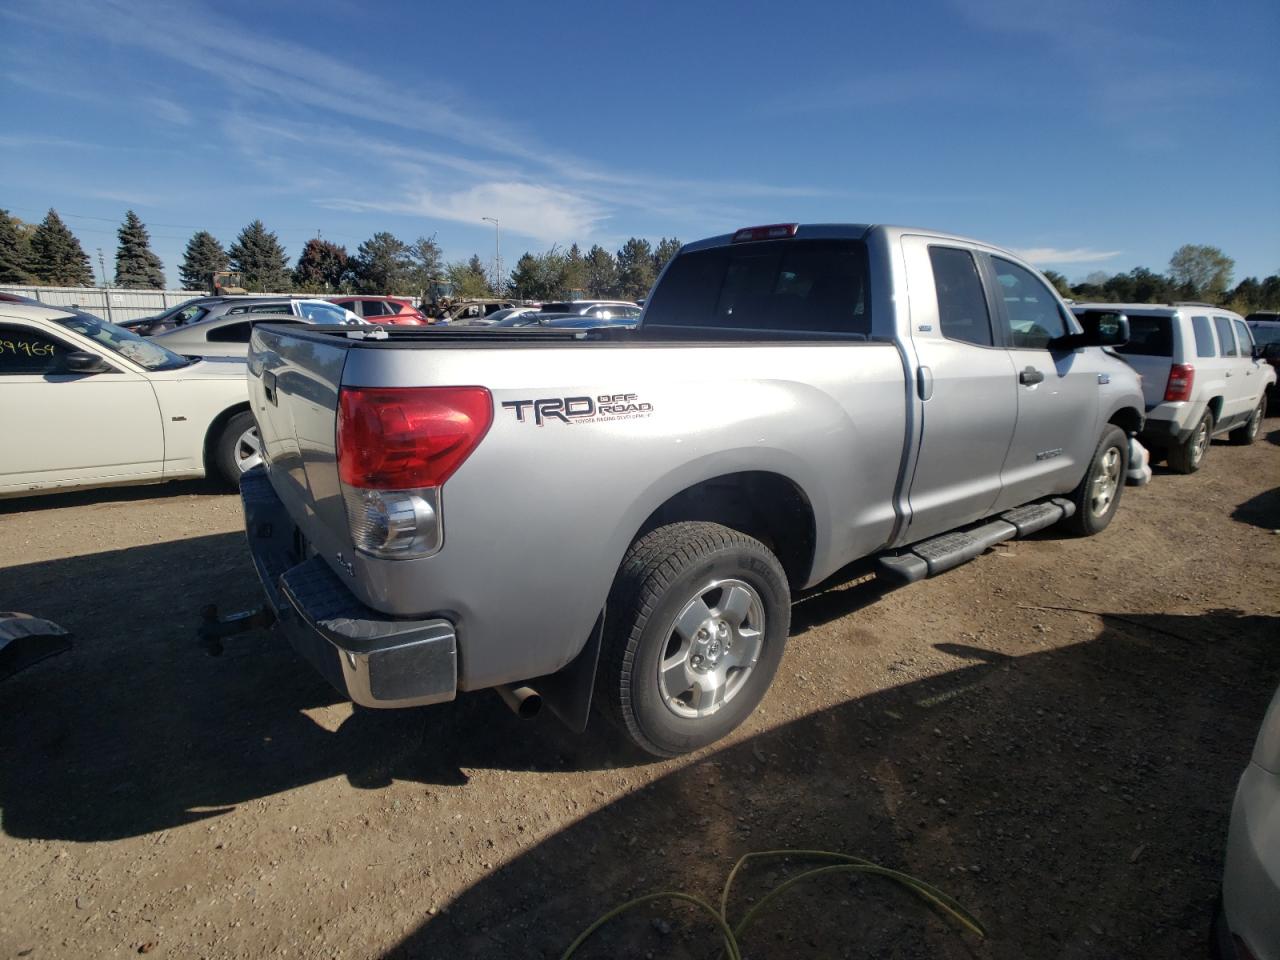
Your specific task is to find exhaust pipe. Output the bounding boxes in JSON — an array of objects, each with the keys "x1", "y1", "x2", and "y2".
[{"x1": 495, "y1": 684, "x2": 542, "y2": 719}]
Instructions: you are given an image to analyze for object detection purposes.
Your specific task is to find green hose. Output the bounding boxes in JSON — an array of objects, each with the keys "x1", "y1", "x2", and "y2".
[{"x1": 560, "y1": 848, "x2": 986, "y2": 960}]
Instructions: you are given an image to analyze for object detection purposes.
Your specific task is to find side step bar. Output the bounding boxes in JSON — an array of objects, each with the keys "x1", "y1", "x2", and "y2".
[{"x1": 877, "y1": 498, "x2": 1075, "y2": 585}]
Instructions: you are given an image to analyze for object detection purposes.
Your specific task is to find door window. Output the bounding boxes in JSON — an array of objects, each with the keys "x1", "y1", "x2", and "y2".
[
  {"x1": 361, "y1": 300, "x2": 390, "y2": 317},
  {"x1": 1232, "y1": 319, "x2": 1253, "y2": 354},
  {"x1": 0, "y1": 324, "x2": 63, "y2": 375},
  {"x1": 928, "y1": 247, "x2": 993, "y2": 346},
  {"x1": 1214, "y1": 316, "x2": 1238, "y2": 356},
  {"x1": 298, "y1": 302, "x2": 348, "y2": 323},
  {"x1": 206, "y1": 321, "x2": 253, "y2": 344},
  {"x1": 991, "y1": 258, "x2": 1068, "y2": 349},
  {"x1": 1191, "y1": 316, "x2": 1216, "y2": 357},
  {"x1": 249, "y1": 303, "x2": 292, "y2": 315}
]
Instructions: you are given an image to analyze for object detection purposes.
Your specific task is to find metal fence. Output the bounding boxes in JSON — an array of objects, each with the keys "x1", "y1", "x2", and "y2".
[{"x1": 0, "y1": 285, "x2": 284, "y2": 324}]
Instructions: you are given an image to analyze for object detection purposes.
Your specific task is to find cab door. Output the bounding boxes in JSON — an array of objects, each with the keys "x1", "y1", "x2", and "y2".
[
  {"x1": 900, "y1": 236, "x2": 1018, "y2": 543},
  {"x1": 0, "y1": 320, "x2": 163, "y2": 492},
  {"x1": 985, "y1": 255, "x2": 1100, "y2": 511}
]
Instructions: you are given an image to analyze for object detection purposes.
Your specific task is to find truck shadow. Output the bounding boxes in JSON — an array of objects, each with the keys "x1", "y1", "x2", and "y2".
[
  {"x1": 387, "y1": 608, "x2": 1280, "y2": 960},
  {"x1": 1232, "y1": 486, "x2": 1280, "y2": 529}
]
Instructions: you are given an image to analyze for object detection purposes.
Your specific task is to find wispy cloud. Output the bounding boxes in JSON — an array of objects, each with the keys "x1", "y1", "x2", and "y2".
[
  {"x1": 1015, "y1": 247, "x2": 1122, "y2": 266},
  {"x1": 145, "y1": 97, "x2": 192, "y2": 126}
]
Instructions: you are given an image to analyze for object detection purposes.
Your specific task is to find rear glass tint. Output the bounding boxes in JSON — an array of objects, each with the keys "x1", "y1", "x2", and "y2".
[
  {"x1": 1191, "y1": 316, "x2": 1216, "y2": 357},
  {"x1": 1214, "y1": 316, "x2": 1238, "y2": 356},
  {"x1": 1114, "y1": 315, "x2": 1173, "y2": 357},
  {"x1": 643, "y1": 239, "x2": 871, "y2": 337}
]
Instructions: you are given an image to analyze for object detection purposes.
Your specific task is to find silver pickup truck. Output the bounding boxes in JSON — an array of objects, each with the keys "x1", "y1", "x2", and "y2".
[{"x1": 239, "y1": 223, "x2": 1144, "y2": 756}]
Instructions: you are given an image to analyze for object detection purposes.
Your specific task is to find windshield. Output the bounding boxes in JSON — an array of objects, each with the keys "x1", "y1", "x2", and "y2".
[
  {"x1": 1248, "y1": 323, "x2": 1280, "y2": 346},
  {"x1": 55, "y1": 313, "x2": 190, "y2": 370}
]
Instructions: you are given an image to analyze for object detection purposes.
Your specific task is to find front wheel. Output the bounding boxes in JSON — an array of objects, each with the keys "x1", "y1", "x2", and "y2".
[
  {"x1": 1229, "y1": 395, "x2": 1266, "y2": 445},
  {"x1": 212, "y1": 411, "x2": 262, "y2": 487},
  {"x1": 1063, "y1": 425, "x2": 1128, "y2": 537},
  {"x1": 598, "y1": 522, "x2": 791, "y2": 758}
]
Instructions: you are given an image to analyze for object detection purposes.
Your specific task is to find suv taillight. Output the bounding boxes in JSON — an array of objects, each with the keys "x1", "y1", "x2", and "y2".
[
  {"x1": 1164, "y1": 364, "x2": 1194, "y2": 402},
  {"x1": 337, "y1": 386, "x2": 492, "y2": 558}
]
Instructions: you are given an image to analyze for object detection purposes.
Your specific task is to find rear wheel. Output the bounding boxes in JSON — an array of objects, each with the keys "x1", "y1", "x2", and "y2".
[
  {"x1": 212, "y1": 411, "x2": 261, "y2": 487},
  {"x1": 1168, "y1": 410, "x2": 1213, "y2": 474},
  {"x1": 1063, "y1": 425, "x2": 1128, "y2": 537},
  {"x1": 598, "y1": 522, "x2": 790, "y2": 757},
  {"x1": 1229, "y1": 395, "x2": 1266, "y2": 445}
]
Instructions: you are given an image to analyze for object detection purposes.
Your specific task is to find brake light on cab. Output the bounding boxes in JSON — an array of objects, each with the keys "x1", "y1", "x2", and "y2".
[
  {"x1": 1164, "y1": 364, "x2": 1195, "y2": 402},
  {"x1": 337, "y1": 386, "x2": 493, "y2": 559},
  {"x1": 731, "y1": 223, "x2": 799, "y2": 243}
]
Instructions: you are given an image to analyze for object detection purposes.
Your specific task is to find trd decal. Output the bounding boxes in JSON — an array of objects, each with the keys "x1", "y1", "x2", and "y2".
[{"x1": 502, "y1": 393, "x2": 655, "y2": 426}]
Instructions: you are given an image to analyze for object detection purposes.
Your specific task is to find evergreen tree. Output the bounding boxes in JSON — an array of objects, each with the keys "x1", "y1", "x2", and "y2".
[
  {"x1": 179, "y1": 230, "x2": 229, "y2": 290},
  {"x1": 446, "y1": 255, "x2": 492, "y2": 298},
  {"x1": 509, "y1": 248, "x2": 568, "y2": 301},
  {"x1": 0, "y1": 209, "x2": 35, "y2": 283},
  {"x1": 616, "y1": 237, "x2": 655, "y2": 301},
  {"x1": 114, "y1": 210, "x2": 166, "y2": 289},
  {"x1": 353, "y1": 232, "x2": 414, "y2": 294},
  {"x1": 652, "y1": 237, "x2": 682, "y2": 277},
  {"x1": 293, "y1": 238, "x2": 350, "y2": 292},
  {"x1": 30, "y1": 209, "x2": 93, "y2": 286},
  {"x1": 228, "y1": 220, "x2": 290, "y2": 292},
  {"x1": 583, "y1": 244, "x2": 618, "y2": 298},
  {"x1": 564, "y1": 242, "x2": 587, "y2": 294},
  {"x1": 408, "y1": 235, "x2": 444, "y2": 293}
]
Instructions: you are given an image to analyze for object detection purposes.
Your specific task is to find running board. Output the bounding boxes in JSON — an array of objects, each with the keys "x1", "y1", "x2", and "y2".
[{"x1": 877, "y1": 498, "x2": 1075, "y2": 585}]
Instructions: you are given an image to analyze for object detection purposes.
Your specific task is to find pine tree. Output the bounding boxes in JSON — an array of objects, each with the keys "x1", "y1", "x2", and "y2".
[
  {"x1": 446, "y1": 255, "x2": 492, "y2": 298},
  {"x1": 583, "y1": 245, "x2": 618, "y2": 298},
  {"x1": 293, "y1": 238, "x2": 350, "y2": 292},
  {"x1": 114, "y1": 210, "x2": 166, "y2": 288},
  {"x1": 564, "y1": 242, "x2": 587, "y2": 294},
  {"x1": 30, "y1": 209, "x2": 93, "y2": 286},
  {"x1": 652, "y1": 237, "x2": 682, "y2": 277},
  {"x1": 228, "y1": 220, "x2": 291, "y2": 292},
  {"x1": 616, "y1": 237, "x2": 655, "y2": 301},
  {"x1": 179, "y1": 230, "x2": 229, "y2": 290},
  {"x1": 0, "y1": 209, "x2": 35, "y2": 283},
  {"x1": 352, "y1": 232, "x2": 413, "y2": 294}
]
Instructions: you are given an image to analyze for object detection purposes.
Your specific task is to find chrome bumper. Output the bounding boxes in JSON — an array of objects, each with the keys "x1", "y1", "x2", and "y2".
[{"x1": 239, "y1": 467, "x2": 458, "y2": 708}]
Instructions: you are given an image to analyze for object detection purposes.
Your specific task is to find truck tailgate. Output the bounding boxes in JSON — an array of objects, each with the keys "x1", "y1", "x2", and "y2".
[{"x1": 247, "y1": 325, "x2": 355, "y2": 571}]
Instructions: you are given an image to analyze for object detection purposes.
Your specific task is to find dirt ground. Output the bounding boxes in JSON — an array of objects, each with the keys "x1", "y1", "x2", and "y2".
[{"x1": 1, "y1": 422, "x2": 1278, "y2": 960}]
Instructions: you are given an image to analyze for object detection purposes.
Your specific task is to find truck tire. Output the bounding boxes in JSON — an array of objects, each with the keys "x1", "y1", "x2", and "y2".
[
  {"x1": 1168, "y1": 410, "x2": 1213, "y2": 473},
  {"x1": 1063, "y1": 425, "x2": 1128, "y2": 537},
  {"x1": 598, "y1": 522, "x2": 790, "y2": 758},
  {"x1": 1228, "y1": 396, "x2": 1266, "y2": 445},
  {"x1": 212, "y1": 411, "x2": 262, "y2": 487}
]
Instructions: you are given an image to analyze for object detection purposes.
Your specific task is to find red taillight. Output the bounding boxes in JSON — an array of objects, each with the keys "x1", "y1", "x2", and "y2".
[
  {"x1": 337, "y1": 386, "x2": 493, "y2": 489},
  {"x1": 1164, "y1": 363, "x2": 1194, "y2": 402},
  {"x1": 731, "y1": 223, "x2": 799, "y2": 243}
]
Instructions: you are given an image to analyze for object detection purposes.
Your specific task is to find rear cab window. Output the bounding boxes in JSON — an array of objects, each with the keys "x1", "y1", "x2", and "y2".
[
  {"x1": 643, "y1": 239, "x2": 871, "y2": 338},
  {"x1": 928, "y1": 246, "x2": 993, "y2": 347}
]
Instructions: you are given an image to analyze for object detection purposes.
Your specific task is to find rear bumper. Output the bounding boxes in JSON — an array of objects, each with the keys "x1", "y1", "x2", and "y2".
[
  {"x1": 1139, "y1": 400, "x2": 1202, "y2": 448},
  {"x1": 240, "y1": 467, "x2": 458, "y2": 709}
]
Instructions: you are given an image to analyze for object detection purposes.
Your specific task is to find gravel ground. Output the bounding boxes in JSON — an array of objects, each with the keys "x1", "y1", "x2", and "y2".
[{"x1": 1, "y1": 421, "x2": 1277, "y2": 959}]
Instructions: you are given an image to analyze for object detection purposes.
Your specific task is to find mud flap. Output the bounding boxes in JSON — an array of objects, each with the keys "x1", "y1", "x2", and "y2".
[{"x1": 525, "y1": 610, "x2": 605, "y2": 734}]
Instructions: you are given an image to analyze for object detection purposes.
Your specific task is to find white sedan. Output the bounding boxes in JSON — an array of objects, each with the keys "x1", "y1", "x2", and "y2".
[{"x1": 0, "y1": 301, "x2": 259, "y2": 498}]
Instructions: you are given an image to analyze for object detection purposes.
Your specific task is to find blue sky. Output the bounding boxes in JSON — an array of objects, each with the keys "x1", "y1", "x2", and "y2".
[{"x1": 2, "y1": 0, "x2": 1277, "y2": 287}]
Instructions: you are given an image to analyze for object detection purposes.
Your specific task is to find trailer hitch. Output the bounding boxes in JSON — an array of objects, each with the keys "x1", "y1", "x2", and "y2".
[{"x1": 198, "y1": 604, "x2": 276, "y2": 657}]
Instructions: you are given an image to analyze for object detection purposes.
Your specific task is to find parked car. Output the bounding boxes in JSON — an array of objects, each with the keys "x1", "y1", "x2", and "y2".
[
  {"x1": 1074, "y1": 303, "x2": 1275, "y2": 473},
  {"x1": 441, "y1": 300, "x2": 517, "y2": 324},
  {"x1": 1214, "y1": 681, "x2": 1280, "y2": 960},
  {"x1": 0, "y1": 302, "x2": 259, "y2": 497},
  {"x1": 454, "y1": 306, "x2": 539, "y2": 327},
  {"x1": 1246, "y1": 314, "x2": 1280, "y2": 391},
  {"x1": 488, "y1": 311, "x2": 581, "y2": 328},
  {"x1": 137, "y1": 297, "x2": 359, "y2": 336},
  {"x1": 119, "y1": 295, "x2": 240, "y2": 334},
  {"x1": 235, "y1": 222, "x2": 1145, "y2": 758},
  {"x1": 148, "y1": 306, "x2": 358, "y2": 358},
  {"x1": 544, "y1": 314, "x2": 639, "y2": 331},
  {"x1": 329, "y1": 296, "x2": 428, "y2": 325},
  {"x1": 538, "y1": 300, "x2": 641, "y2": 319}
]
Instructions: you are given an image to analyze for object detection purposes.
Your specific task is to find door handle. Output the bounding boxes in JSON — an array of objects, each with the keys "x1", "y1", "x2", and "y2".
[
  {"x1": 917, "y1": 364, "x2": 934, "y2": 401},
  {"x1": 1224, "y1": 371, "x2": 1232, "y2": 378},
  {"x1": 1019, "y1": 366, "x2": 1045, "y2": 386}
]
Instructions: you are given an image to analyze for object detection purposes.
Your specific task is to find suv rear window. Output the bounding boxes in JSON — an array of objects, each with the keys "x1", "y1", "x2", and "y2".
[
  {"x1": 1114, "y1": 315, "x2": 1173, "y2": 357},
  {"x1": 1214, "y1": 316, "x2": 1238, "y2": 356},
  {"x1": 1191, "y1": 316, "x2": 1216, "y2": 357},
  {"x1": 643, "y1": 239, "x2": 871, "y2": 337}
]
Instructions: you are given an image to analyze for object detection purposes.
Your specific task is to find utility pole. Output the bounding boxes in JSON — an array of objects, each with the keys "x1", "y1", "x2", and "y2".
[
  {"x1": 96, "y1": 248, "x2": 114, "y2": 323},
  {"x1": 481, "y1": 217, "x2": 501, "y2": 295}
]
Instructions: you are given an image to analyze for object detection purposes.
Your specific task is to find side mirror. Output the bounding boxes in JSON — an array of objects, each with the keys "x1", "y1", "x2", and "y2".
[
  {"x1": 60, "y1": 351, "x2": 113, "y2": 374},
  {"x1": 1056, "y1": 310, "x2": 1129, "y2": 350}
]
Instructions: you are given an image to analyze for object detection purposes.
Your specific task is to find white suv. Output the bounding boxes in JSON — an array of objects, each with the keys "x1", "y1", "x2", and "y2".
[{"x1": 1074, "y1": 303, "x2": 1275, "y2": 473}]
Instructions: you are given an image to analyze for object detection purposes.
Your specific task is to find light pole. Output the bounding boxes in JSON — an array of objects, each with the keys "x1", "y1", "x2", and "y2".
[{"x1": 481, "y1": 217, "x2": 500, "y2": 295}]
